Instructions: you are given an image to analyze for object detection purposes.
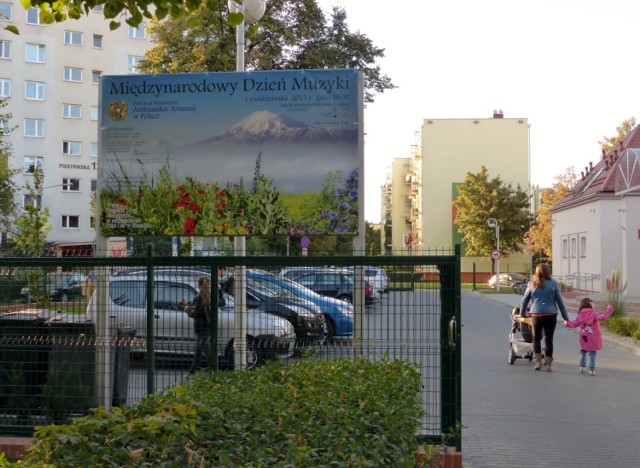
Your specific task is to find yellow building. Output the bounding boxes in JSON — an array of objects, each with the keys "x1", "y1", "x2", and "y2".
[{"x1": 421, "y1": 111, "x2": 531, "y2": 280}]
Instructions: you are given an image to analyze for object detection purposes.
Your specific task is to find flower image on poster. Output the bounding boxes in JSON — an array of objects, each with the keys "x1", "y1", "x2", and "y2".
[{"x1": 98, "y1": 69, "x2": 363, "y2": 237}]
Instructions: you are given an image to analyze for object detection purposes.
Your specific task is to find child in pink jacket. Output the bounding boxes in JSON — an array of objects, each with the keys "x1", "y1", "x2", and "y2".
[{"x1": 564, "y1": 297, "x2": 614, "y2": 376}]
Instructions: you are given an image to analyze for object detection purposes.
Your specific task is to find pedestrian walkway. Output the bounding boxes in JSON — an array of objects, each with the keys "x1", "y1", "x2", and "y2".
[
  {"x1": 462, "y1": 290, "x2": 640, "y2": 467},
  {"x1": 479, "y1": 291, "x2": 640, "y2": 355}
]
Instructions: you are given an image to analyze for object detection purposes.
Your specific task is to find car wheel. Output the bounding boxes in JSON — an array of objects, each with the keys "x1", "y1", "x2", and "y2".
[
  {"x1": 508, "y1": 346, "x2": 517, "y2": 365},
  {"x1": 324, "y1": 318, "x2": 336, "y2": 343},
  {"x1": 245, "y1": 338, "x2": 263, "y2": 370}
]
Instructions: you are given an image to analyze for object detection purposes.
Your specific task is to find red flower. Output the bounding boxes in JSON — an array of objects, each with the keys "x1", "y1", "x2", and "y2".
[
  {"x1": 179, "y1": 192, "x2": 191, "y2": 203},
  {"x1": 116, "y1": 198, "x2": 127, "y2": 206},
  {"x1": 217, "y1": 189, "x2": 226, "y2": 198},
  {"x1": 172, "y1": 201, "x2": 187, "y2": 209},
  {"x1": 183, "y1": 217, "x2": 197, "y2": 235},
  {"x1": 189, "y1": 202, "x2": 202, "y2": 213},
  {"x1": 197, "y1": 189, "x2": 205, "y2": 195}
]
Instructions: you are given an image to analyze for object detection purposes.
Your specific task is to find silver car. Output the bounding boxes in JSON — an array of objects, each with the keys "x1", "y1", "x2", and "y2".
[{"x1": 86, "y1": 273, "x2": 295, "y2": 369}]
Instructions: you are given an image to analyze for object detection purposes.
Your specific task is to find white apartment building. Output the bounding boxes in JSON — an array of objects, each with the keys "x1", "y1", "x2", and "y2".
[{"x1": 0, "y1": 2, "x2": 151, "y2": 254}]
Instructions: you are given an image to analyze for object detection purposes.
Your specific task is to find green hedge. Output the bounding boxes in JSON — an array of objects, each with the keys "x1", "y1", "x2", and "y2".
[{"x1": 16, "y1": 358, "x2": 423, "y2": 467}]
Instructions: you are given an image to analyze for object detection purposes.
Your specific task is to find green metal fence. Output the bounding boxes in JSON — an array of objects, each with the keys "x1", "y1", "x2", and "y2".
[{"x1": 0, "y1": 248, "x2": 461, "y2": 449}]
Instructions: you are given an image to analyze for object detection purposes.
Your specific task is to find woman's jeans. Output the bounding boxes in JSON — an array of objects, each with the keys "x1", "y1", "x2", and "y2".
[
  {"x1": 579, "y1": 350, "x2": 597, "y2": 371},
  {"x1": 532, "y1": 314, "x2": 558, "y2": 357},
  {"x1": 189, "y1": 332, "x2": 210, "y2": 373}
]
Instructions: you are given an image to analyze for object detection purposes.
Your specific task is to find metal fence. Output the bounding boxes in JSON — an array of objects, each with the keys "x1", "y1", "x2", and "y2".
[{"x1": 0, "y1": 248, "x2": 461, "y2": 448}]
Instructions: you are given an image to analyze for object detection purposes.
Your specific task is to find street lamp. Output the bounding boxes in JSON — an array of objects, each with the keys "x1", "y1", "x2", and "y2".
[{"x1": 487, "y1": 218, "x2": 500, "y2": 292}]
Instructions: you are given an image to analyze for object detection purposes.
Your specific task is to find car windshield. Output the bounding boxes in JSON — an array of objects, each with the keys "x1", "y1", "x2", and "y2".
[
  {"x1": 257, "y1": 274, "x2": 323, "y2": 299},
  {"x1": 247, "y1": 280, "x2": 277, "y2": 298}
]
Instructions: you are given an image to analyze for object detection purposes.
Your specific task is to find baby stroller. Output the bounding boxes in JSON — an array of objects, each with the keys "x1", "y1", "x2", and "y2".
[{"x1": 508, "y1": 306, "x2": 542, "y2": 365}]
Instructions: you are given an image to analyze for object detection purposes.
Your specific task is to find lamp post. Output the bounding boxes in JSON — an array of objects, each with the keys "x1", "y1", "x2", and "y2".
[
  {"x1": 229, "y1": 0, "x2": 266, "y2": 368},
  {"x1": 487, "y1": 218, "x2": 500, "y2": 292}
]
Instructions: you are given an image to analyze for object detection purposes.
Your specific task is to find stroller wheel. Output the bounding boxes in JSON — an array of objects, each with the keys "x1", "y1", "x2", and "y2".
[{"x1": 508, "y1": 346, "x2": 517, "y2": 365}]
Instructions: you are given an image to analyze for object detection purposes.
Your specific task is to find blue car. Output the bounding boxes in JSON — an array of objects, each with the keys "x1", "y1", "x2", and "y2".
[{"x1": 247, "y1": 270, "x2": 353, "y2": 339}]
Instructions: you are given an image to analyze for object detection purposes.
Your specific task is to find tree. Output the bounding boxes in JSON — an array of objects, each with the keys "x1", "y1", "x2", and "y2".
[
  {"x1": 0, "y1": 97, "x2": 19, "y2": 238},
  {"x1": 12, "y1": 168, "x2": 53, "y2": 257},
  {"x1": 365, "y1": 221, "x2": 381, "y2": 256},
  {"x1": 598, "y1": 117, "x2": 636, "y2": 156},
  {"x1": 524, "y1": 168, "x2": 577, "y2": 261},
  {"x1": 14, "y1": 0, "x2": 249, "y2": 33},
  {"x1": 453, "y1": 166, "x2": 532, "y2": 259},
  {"x1": 139, "y1": 1, "x2": 394, "y2": 103}
]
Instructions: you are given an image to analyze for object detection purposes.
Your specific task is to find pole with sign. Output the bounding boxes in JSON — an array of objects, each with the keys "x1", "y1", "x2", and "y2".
[{"x1": 487, "y1": 218, "x2": 500, "y2": 292}]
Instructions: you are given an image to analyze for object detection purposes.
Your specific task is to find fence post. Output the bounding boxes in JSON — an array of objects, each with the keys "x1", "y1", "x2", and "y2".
[{"x1": 146, "y1": 245, "x2": 155, "y2": 395}]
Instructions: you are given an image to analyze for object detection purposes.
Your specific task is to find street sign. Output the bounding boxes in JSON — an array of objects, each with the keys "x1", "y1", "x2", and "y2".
[
  {"x1": 301, "y1": 236, "x2": 310, "y2": 248},
  {"x1": 491, "y1": 250, "x2": 501, "y2": 260},
  {"x1": 487, "y1": 218, "x2": 497, "y2": 228}
]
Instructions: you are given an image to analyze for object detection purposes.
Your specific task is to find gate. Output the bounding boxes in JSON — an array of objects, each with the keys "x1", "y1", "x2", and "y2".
[{"x1": 0, "y1": 247, "x2": 461, "y2": 449}]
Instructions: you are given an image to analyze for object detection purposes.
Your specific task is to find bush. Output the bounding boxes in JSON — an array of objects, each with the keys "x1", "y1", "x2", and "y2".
[
  {"x1": 604, "y1": 316, "x2": 640, "y2": 338},
  {"x1": 16, "y1": 358, "x2": 423, "y2": 467}
]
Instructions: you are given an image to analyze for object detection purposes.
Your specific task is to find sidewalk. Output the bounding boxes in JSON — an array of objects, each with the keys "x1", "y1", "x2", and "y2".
[{"x1": 476, "y1": 290, "x2": 640, "y2": 355}]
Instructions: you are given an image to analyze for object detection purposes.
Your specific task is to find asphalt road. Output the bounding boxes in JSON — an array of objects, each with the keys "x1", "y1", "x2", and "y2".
[{"x1": 462, "y1": 290, "x2": 640, "y2": 467}]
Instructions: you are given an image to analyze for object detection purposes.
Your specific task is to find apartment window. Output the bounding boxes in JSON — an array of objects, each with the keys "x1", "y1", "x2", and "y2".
[
  {"x1": 0, "y1": 78, "x2": 10, "y2": 97},
  {"x1": 25, "y1": 43, "x2": 45, "y2": 63},
  {"x1": 91, "y1": 70, "x2": 102, "y2": 84},
  {"x1": 63, "y1": 67, "x2": 82, "y2": 82},
  {"x1": 0, "y1": 40, "x2": 11, "y2": 59},
  {"x1": 62, "y1": 178, "x2": 80, "y2": 191},
  {"x1": 62, "y1": 140, "x2": 81, "y2": 155},
  {"x1": 64, "y1": 30, "x2": 83, "y2": 46},
  {"x1": 62, "y1": 103, "x2": 82, "y2": 119},
  {"x1": 128, "y1": 24, "x2": 146, "y2": 39},
  {"x1": 89, "y1": 216, "x2": 96, "y2": 229},
  {"x1": 0, "y1": 3, "x2": 12, "y2": 21},
  {"x1": 92, "y1": 34, "x2": 103, "y2": 48},
  {"x1": 0, "y1": 118, "x2": 9, "y2": 135},
  {"x1": 24, "y1": 156, "x2": 43, "y2": 174},
  {"x1": 26, "y1": 8, "x2": 41, "y2": 25},
  {"x1": 24, "y1": 118, "x2": 44, "y2": 137},
  {"x1": 562, "y1": 238, "x2": 568, "y2": 258},
  {"x1": 23, "y1": 194, "x2": 41, "y2": 209},
  {"x1": 580, "y1": 236, "x2": 586, "y2": 258},
  {"x1": 127, "y1": 56, "x2": 143, "y2": 74},
  {"x1": 90, "y1": 142, "x2": 98, "y2": 157},
  {"x1": 61, "y1": 215, "x2": 80, "y2": 229},
  {"x1": 90, "y1": 106, "x2": 98, "y2": 121},
  {"x1": 90, "y1": 179, "x2": 97, "y2": 191},
  {"x1": 571, "y1": 238, "x2": 577, "y2": 258},
  {"x1": 25, "y1": 81, "x2": 44, "y2": 100}
]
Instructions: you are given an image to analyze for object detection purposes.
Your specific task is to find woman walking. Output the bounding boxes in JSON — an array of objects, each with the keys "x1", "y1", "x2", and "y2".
[{"x1": 519, "y1": 263, "x2": 569, "y2": 372}]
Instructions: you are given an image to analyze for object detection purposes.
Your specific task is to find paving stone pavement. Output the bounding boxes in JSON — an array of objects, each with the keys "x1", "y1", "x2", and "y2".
[{"x1": 461, "y1": 291, "x2": 640, "y2": 467}]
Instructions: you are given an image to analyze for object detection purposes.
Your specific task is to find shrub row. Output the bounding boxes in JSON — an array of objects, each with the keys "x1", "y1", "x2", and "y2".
[
  {"x1": 14, "y1": 357, "x2": 423, "y2": 467},
  {"x1": 604, "y1": 315, "x2": 640, "y2": 340}
]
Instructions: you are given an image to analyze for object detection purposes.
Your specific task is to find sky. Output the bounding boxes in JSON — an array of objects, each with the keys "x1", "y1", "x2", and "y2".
[{"x1": 315, "y1": 0, "x2": 640, "y2": 222}]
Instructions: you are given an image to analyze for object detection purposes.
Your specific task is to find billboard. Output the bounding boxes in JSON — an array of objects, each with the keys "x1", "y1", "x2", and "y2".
[{"x1": 98, "y1": 69, "x2": 363, "y2": 237}]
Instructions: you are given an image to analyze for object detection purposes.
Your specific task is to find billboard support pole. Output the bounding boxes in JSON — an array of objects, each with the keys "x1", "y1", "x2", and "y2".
[{"x1": 231, "y1": 0, "x2": 265, "y2": 369}]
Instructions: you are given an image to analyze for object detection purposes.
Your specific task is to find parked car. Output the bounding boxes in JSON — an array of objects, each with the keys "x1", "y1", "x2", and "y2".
[
  {"x1": 245, "y1": 278, "x2": 326, "y2": 346},
  {"x1": 488, "y1": 272, "x2": 528, "y2": 289},
  {"x1": 281, "y1": 267, "x2": 378, "y2": 305},
  {"x1": 364, "y1": 266, "x2": 390, "y2": 294},
  {"x1": 247, "y1": 270, "x2": 353, "y2": 340},
  {"x1": 21, "y1": 272, "x2": 88, "y2": 302},
  {"x1": 293, "y1": 269, "x2": 378, "y2": 305},
  {"x1": 86, "y1": 272, "x2": 296, "y2": 369},
  {"x1": 113, "y1": 266, "x2": 324, "y2": 347}
]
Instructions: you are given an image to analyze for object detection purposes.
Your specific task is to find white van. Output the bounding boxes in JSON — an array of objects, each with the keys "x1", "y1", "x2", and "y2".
[{"x1": 86, "y1": 273, "x2": 295, "y2": 369}]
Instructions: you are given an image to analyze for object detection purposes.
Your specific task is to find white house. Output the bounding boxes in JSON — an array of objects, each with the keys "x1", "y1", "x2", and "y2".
[{"x1": 551, "y1": 126, "x2": 640, "y2": 296}]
